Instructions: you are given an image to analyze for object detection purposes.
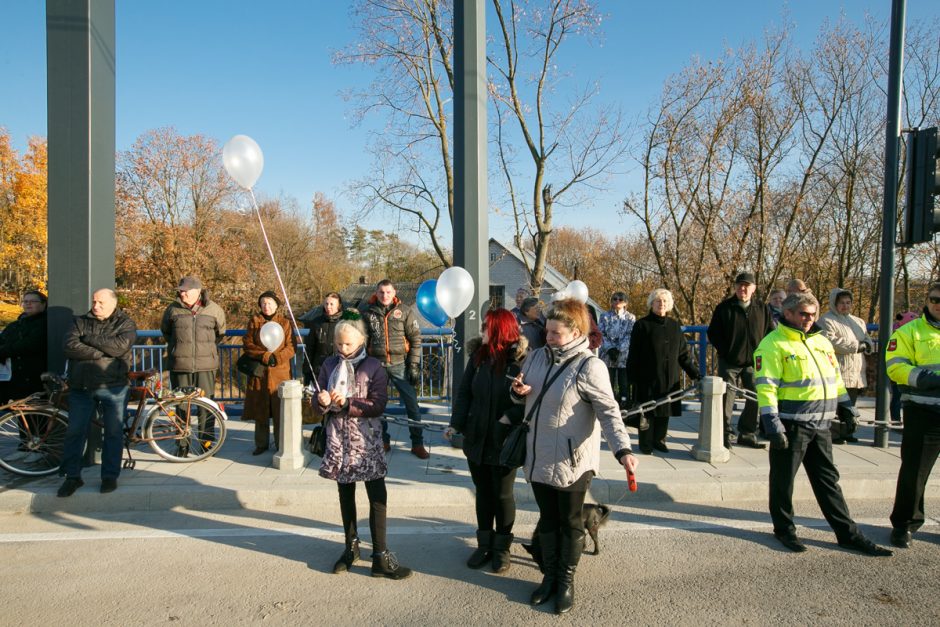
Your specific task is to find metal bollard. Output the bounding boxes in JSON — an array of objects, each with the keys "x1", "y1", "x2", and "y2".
[
  {"x1": 273, "y1": 379, "x2": 312, "y2": 470},
  {"x1": 691, "y1": 376, "x2": 730, "y2": 463}
]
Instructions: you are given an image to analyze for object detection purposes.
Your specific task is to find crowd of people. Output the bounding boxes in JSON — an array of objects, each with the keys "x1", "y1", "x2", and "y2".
[{"x1": 3, "y1": 271, "x2": 940, "y2": 614}]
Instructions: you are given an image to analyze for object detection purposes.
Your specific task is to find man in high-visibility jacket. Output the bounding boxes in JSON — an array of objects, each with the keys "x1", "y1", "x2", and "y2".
[
  {"x1": 755, "y1": 292, "x2": 892, "y2": 556},
  {"x1": 885, "y1": 282, "x2": 940, "y2": 549}
]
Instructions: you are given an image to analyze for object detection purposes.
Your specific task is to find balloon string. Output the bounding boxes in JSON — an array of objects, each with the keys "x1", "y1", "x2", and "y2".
[
  {"x1": 451, "y1": 329, "x2": 461, "y2": 354},
  {"x1": 248, "y1": 189, "x2": 320, "y2": 392}
]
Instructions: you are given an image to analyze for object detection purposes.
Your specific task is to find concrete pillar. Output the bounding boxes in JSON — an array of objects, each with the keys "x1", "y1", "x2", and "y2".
[
  {"x1": 692, "y1": 376, "x2": 730, "y2": 463},
  {"x1": 273, "y1": 380, "x2": 311, "y2": 470}
]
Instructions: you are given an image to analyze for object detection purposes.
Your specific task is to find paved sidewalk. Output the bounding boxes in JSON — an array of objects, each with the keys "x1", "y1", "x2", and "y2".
[{"x1": 0, "y1": 399, "x2": 934, "y2": 515}]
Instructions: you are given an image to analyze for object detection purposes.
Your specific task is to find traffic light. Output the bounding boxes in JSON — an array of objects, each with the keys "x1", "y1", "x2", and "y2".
[{"x1": 902, "y1": 127, "x2": 940, "y2": 246}]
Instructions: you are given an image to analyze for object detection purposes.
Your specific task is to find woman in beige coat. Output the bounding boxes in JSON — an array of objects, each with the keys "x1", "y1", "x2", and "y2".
[{"x1": 818, "y1": 288, "x2": 873, "y2": 443}]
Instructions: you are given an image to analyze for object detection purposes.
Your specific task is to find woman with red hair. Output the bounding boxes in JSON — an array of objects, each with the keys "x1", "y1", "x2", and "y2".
[{"x1": 448, "y1": 308, "x2": 528, "y2": 574}]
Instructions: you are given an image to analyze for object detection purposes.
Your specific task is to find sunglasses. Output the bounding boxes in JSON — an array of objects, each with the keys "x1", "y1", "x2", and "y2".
[
  {"x1": 796, "y1": 311, "x2": 817, "y2": 319},
  {"x1": 929, "y1": 297, "x2": 940, "y2": 305},
  {"x1": 611, "y1": 297, "x2": 623, "y2": 302}
]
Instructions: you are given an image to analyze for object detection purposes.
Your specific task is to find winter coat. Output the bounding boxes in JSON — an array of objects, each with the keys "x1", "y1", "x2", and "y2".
[
  {"x1": 520, "y1": 317, "x2": 546, "y2": 350},
  {"x1": 317, "y1": 353, "x2": 389, "y2": 483},
  {"x1": 161, "y1": 291, "x2": 227, "y2": 373},
  {"x1": 241, "y1": 313, "x2": 296, "y2": 421},
  {"x1": 0, "y1": 310, "x2": 47, "y2": 403},
  {"x1": 513, "y1": 337, "x2": 633, "y2": 488},
  {"x1": 626, "y1": 312, "x2": 700, "y2": 418},
  {"x1": 450, "y1": 336, "x2": 528, "y2": 465},
  {"x1": 362, "y1": 296, "x2": 422, "y2": 367},
  {"x1": 707, "y1": 296, "x2": 775, "y2": 368},
  {"x1": 63, "y1": 309, "x2": 138, "y2": 391},
  {"x1": 599, "y1": 309, "x2": 636, "y2": 368},
  {"x1": 818, "y1": 288, "x2": 872, "y2": 390},
  {"x1": 302, "y1": 309, "x2": 342, "y2": 380}
]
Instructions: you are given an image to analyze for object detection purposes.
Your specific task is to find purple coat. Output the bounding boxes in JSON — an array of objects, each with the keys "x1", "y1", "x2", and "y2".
[{"x1": 317, "y1": 354, "x2": 389, "y2": 483}]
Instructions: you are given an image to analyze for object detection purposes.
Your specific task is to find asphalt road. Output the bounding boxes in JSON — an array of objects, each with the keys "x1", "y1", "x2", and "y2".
[{"x1": 2, "y1": 499, "x2": 937, "y2": 626}]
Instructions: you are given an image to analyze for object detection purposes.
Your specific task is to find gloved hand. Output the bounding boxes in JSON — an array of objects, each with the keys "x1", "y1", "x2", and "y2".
[
  {"x1": 769, "y1": 433, "x2": 789, "y2": 450},
  {"x1": 267, "y1": 355, "x2": 277, "y2": 367},
  {"x1": 407, "y1": 364, "x2": 420, "y2": 386},
  {"x1": 607, "y1": 348, "x2": 621, "y2": 363},
  {"x1": 837, "y1": 405, "x2": 859, "y2": 435},
  {"x1": 916, "y1": 369, "x2": 940, "y2": 390}
]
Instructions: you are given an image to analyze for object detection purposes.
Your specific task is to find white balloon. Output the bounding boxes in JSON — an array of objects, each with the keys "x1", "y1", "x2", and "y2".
[
  {"x1": 259, "y1": 321, "x2": 285, "y2": 352},
  {"x1": 222, "y1": 135, "x2": 264, "y2": 189},
  {"x1": 567, "y1": 280, "x2": 589, "y2": 304},
  {"x1": 552, "y1": 289, "x2": 570, "y2": 302},
  {"x1": 436, "y1": 266, "x2": 475, "y2": 318}
]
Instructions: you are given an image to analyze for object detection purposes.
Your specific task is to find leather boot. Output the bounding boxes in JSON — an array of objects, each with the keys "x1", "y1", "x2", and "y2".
[
  {"x1": 530, "y1": 531, "x2": 559, "y2": 606},
  {"x1": 467, "y1": 530, "x2": 493, "y2": 569},
  {"x1": 332, "y1": 537, "x2": 360, "y2": 574},
  {"x1": 555, "y1": 530, "x2": 584, "y2": 614},
  {"x1": 491, "y1": 533, "x2": 513, "y2": 574},
  {"x1": 371, "y1": 550, "x2": 413, "y2": 580}
]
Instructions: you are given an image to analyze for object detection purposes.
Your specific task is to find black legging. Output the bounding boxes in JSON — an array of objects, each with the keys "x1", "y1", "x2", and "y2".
[
  {"x1": 337, "y1": 478, "x2": 388, "y2": 551},
  {"x1": 467, "y1": 460, "x2": 516, "y2": 534},
  {"x1": 531, "y1": 481, "x2": 587, "y2": 537},
  {"x1": 608, "y1": 367, "x2": 629, "y2": 403}
]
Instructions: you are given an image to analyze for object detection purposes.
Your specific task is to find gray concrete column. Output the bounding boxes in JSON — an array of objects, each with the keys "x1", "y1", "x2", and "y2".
[
  {"x1": 46, "y1": 0, "x2": 116, "y2": 373},
  {"x1": 692, "y1": 376, "x2": 730, "y2": 463},
  {"x1": 274, "y1": 380, "x2": 312, "y2": 470}
]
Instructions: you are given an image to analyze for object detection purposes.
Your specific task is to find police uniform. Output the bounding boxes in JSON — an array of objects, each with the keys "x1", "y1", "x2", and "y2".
[
  {"x1": 754, "y1": 320, "x2": 861, "y2": 543},
  {"x1": 885, "y1": 310, "x2": 940, "y2": 540}
]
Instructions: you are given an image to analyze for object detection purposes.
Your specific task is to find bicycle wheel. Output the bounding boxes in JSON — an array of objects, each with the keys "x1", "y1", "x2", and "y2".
[
  {"x1": 0, "y1": 408, "x2": 69, "y2": 477},
  {"x1": 144, "y1": 397, "x2": 227, "y2": 462}
]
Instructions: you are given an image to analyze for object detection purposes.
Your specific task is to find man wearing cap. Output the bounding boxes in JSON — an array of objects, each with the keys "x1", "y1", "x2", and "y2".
[
  {"x1": 161, "y1": 276, "x2": 227, "y2": 447},
  {"x1": 707, "y1": 272, "x2": 775, "y2": 449}
]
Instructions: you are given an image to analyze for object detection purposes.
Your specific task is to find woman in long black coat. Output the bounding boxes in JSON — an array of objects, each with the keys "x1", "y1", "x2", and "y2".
[
  {"x1": 448, "y1": 308, "x2": 527, "y2": 574},
  {"x1": 0, "y1": 290, "x2": 48, "y2": 404},
  {"x1": 626, "y1": 288, "x2": 700, "y2": 454}
]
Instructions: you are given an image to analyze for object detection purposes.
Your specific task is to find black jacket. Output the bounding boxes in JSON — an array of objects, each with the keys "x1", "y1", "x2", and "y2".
[
  {"x1": 0, "y1": 310, "x2": 48, "y2": 403},
  {"x1": 450, "y1": 337, "x2": 527, "y2": 465},
  {"x1": 626, "y1": 313, "x2": 700, "y2": 418},
  {"x1": 302, "y1": 310, "x2": 342, "y2": 380},
  {"x1": 706, "y1": 296, "x2": 774, "y2": 368},
  {"x1": 362, "y1": 296, "x2": 422, "y2": 367},
  {"x1": 63, "y1": 309, "x2": 138, "y2": 390}
]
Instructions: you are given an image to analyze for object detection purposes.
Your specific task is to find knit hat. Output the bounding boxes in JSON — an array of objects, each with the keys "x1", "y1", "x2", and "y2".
[
  {"x1": 258, "y1": 290, "x2": 281, "y2": 308},
  {"x1": 177, "y1": 276, "x2": 203, "y2": 291}
]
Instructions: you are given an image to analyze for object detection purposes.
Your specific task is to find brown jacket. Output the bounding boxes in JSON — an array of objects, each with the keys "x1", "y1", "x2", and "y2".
[{"x1": 241, "y1": 313, "x2": 296, "y2": 420}]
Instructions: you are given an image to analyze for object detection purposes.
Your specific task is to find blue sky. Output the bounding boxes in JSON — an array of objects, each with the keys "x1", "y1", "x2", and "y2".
[{"x1": 1, "y1": 1, "x2": 937, "y2": 244}]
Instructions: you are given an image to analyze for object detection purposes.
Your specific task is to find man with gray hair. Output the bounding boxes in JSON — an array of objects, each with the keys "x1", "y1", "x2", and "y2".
[
  {"x1": 58, "y1": 288, "x2": 138, "y2": 497},
  {"x1": 754, "y1": 292, "x2": 891, "y2": 556}
]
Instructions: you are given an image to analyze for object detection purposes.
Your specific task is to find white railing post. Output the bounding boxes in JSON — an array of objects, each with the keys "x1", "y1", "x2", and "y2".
[
  {"x1": 273, "y1": 379, "x2": 311, "y2": 470},
  {"x1": 692, "y1": 376, "x2": 730, "y2": 463}
]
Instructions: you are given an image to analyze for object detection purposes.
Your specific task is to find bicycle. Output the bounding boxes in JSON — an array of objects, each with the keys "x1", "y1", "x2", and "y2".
[{"x1": 0, "y1": 370, "x2": 227, "y2": 477}]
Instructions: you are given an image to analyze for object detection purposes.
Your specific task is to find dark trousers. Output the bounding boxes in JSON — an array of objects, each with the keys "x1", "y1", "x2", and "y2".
[
  {"x1": 608, "y1": 367, "x2": 629, "y2": 405},
  {"x1": 381, "y1": 363, "x2": 423, "y2": 446},
  {"x1": 890, "y1": 405, "x2": 940, "y2": 533},
  {"x1": 337, "y1": 478, "x2": 388, "y2": 552},
  {"x1": 61, "y1": 385, "x2": 128, "y2": 480},
  {"x1": 718, "y1": 359, "x2": 759, "y2": 436},
  {"x1": 769, "y1": 422, "x2": 859, "y2": 542},
  {"x1": 638, "y1": 415, "x2": 670, "y2": 449},
  {"x1": 468, "y1": 460, "x2": 517, "y2": 534},
  {"x1": 251, "y1": 390, "x2": 281, "y2": 450},
  {"x1": 170, "y1": 371, "x2": 217, "y2": 441},
  {"x1": 830, "y1": 388, "x2": 860, "y2": 440},
  {"x1": 531, "y1": 481, "x2": 588, "y2": 538},
  {"x1": 889, "y1": 382, "x2": 903, "y2": 423}
]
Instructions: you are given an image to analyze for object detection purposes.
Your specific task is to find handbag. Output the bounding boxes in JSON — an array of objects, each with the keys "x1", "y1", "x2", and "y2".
[
  {"x1": 499, "y1": 354, "x2": 580, "y2": 468},
  {"x1": 236, "y1": 352, "x2": 266, "y2": 378},
  {"x1": 309, "y1": 419, "x2": 327, "y2": 456}
]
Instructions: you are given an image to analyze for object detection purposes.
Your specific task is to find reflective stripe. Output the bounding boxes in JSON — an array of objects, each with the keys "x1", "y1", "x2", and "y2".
[
  {"x1": 756, "y1": 376, "x2": 782, "y2": 387},
  {"x1": 778, "y1": 398, "x2": 837, "y2": 416},
  {"x1": 901, "y1": 393, "x2": 940, "y2": 406},
  {"x1": 779, "y1": 411, "x2": 830, "y2": 422},
  {"x1": 886, "y1": 357, "x2": 912, "y2": 367},
  {"x1": 778, "y1": 376, "x2": 837, "y2": 389},
  {"x1": 908, "y1": 368, "x2": 923, "y2": 387},
  {"x1": 759, "y1": 406, "x2": 776, "y2": 416},
  {"x1": 837, "y1": 393, "x2": 850, "y2": 403},
  {"x1": 919, "y1": 363, "x2": 940, "y2": 371}
]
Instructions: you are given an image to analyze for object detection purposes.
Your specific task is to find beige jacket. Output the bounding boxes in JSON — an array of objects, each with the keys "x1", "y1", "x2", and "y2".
[{"x1": 818, "y1": 288, "x2": 872, "y2": 390}]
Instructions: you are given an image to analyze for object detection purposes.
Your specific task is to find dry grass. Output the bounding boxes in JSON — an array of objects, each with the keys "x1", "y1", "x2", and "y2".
[{"x1": 0, "y1": 301, "x2": 21, "y2": 328}]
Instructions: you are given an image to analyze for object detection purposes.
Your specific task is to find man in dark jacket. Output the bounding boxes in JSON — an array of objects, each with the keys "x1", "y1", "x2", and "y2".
[
  {"x1": 362, "y1": 279, "x2": 427, "y2": 458},
  {"x1": 707, "y1": 272, "x2": 774, "y2": 449},
  {"x1": 161, "y1": 276, "x2": 226, "y2": 444},
  {"x1": 58, "y1": 288, "x2": 138, "y2": 497},
  {"x1": 0, "y1": 290, "x2": 48, "y2": 404}
]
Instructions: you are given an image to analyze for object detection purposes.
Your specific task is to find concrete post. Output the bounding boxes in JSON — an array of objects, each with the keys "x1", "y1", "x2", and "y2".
[
  {"x1": 273, "y1": 380, "x2": 311, "y2": 470},
  {"x1": 692, "y1": 376, "x2": 730, "y2": 463}
]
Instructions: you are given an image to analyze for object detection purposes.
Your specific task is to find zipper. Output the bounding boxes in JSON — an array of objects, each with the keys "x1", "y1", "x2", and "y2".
[
  {"x1": 802, "y1": 333, "x2": 828, "y2": 422},
  {"x1": 567, "y1": 439, "x2": 575, "y2": 466},
  {"x1": 527, "y1": 357, "x2": 556, "y2": 483}
]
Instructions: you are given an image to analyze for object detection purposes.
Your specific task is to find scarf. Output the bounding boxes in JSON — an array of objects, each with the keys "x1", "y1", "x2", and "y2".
[
  {"x1": 327, "y1": 346, "x2": 369, "y2": 406},
  {"x1": 548, "y1": 335, "x2": 589, "y2": 365}
]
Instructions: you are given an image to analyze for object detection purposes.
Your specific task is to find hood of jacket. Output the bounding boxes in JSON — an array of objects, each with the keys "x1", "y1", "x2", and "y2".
[
  {"x1": 827, "y1": 287, "x2": 853, "y2": 314},
  {"x1": 466, "y1": 335, "x2": 529, "y2": 363}
]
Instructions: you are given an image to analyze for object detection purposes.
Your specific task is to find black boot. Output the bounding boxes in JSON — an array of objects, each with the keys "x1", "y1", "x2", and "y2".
[
  {"x1": 530, "y1": 531, "x2": 559, "y2": 606},
  {"x1": 333, "y1": 537, "x2": 360, "y2": 574},
  {"x1": 491, "y1": 533, "x2": 513, "y2": 574},
  {"x1": 371, "y1": 550, "x2": 413, "y2": 580},
  {"x1": 467, "y1": 530, "x2": 493, "y2": 569},
  {"x1": 555, "y1": 530, "x2": 584, "y2": 614}
]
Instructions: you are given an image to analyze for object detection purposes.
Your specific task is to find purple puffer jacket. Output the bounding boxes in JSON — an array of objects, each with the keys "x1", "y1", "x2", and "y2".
[{"x1": 317, "y1": 354, "x2": 389, "y2": 483}]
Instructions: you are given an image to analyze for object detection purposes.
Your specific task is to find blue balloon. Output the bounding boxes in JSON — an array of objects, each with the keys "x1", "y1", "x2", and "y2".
[{"x1": 416, "y1": 279, "x2": 449, "y2": 327}]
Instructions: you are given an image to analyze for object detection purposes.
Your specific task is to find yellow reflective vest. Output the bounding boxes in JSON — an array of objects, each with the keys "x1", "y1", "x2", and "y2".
[
  {"x1": 754, "y1": 322, "x2": 851, "y2": 435},
  {"x1": 885, "y1": 314, "x2": 940, "y2": 407}
]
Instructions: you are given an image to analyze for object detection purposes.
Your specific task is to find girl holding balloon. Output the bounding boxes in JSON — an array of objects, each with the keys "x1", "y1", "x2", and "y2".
[{"x1": 242, "y1": 291, "x2": 296, "y2": 455}]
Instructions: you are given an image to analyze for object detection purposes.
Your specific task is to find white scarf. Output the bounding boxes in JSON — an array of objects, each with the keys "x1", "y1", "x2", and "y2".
[{"x1": 327, "y1": 346, "x2": 368, "y2": 406}]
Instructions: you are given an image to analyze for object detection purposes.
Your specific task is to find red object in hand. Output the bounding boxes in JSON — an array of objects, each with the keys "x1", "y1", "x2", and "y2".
[{"x1": 627, "y1": 471, "x2": 637, "y2": 492}]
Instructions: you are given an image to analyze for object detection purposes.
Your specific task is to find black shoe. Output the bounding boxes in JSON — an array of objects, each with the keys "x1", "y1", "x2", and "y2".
[
  {"x1": 467, "y1": 530, "x2": 493, "y2": 569},
  {"x1": 333, "y1": 538, "x2": 360, "y2": 573},
  {"x1": 530, "y1": 577, "x2": 556, "y2": 606},
  {"x1": 844, "y1": 436, "x2": 860, "y2": 443},
  {"x1": 491, "y1": 533, "x2": 513, "y2": 574},
  {"x1": 251, "y1": 447, "x2": 268, "y2": 456},
  {"x1": 639, "y1": 445, "x2": 653, "y2": 455},
  {"x1": 724, "y1": 433, "x2": 737, "y2": 448},
  {"x1": 774, "y1": 533, "x2": 807, "y2": 553},
  {"x1": 100, "y1": 478, "x2": 118, "y2": 494},
  {"x1": 57, "y1": 477, "x2": 84, "y2": 498},
  {"x1": 838, "y1": 536, "x2": 893, "y2": 557},
  {"x1": 371, "y1": 550, "x2": 413, "y2": 579},
  {"x1": 737, "y1": 433, "x2": 766, "y2": 449},
  {"x1": 653, "y1": 441, "x2": 669, "y2": 453},
  {"x1": 890, "y1": 529, "x2": 912, "y2": 549},
  {"x1": 832, "y1": 438, "x2": 846, "y2": 445}
]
